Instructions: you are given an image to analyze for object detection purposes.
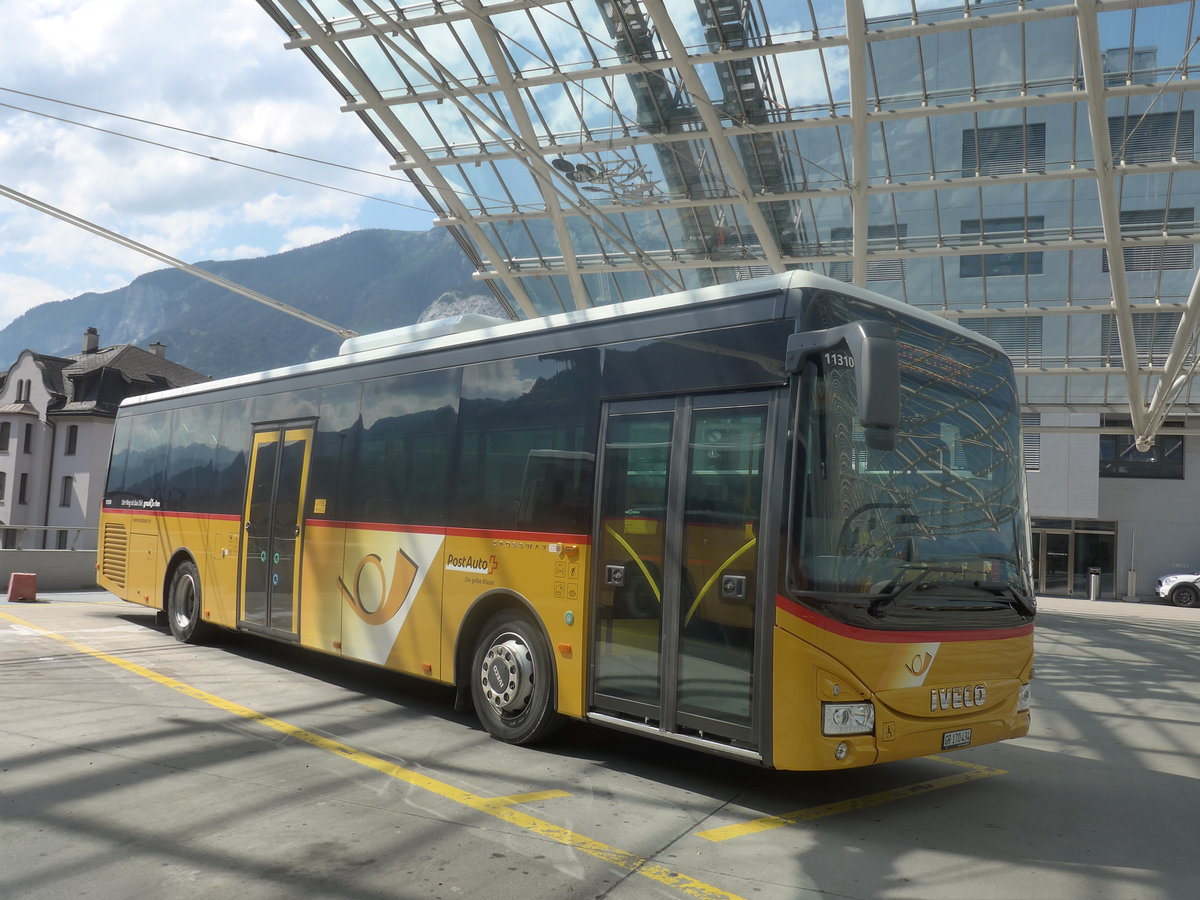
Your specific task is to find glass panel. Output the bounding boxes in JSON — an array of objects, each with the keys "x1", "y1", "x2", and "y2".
[
  {"x1": 354, "y1": 371, "x2": 458, "y2": 526},
  {"x1": 214, "y1": 399, "x2": 251, "y2": 514},
  {"x1": 268, "y1": 435, "x2": 308, "y2": 632},
  {"x1": 593, "y1": 412, "x2": 673, "y2": 709},
  {"x1": 243, "y1": 435, "x2": 279, "y2": 627},
  {"x1": 164, "y1": 403, "x2": 222, "y2": 513},
  {"x1": 792, "y1": 292, "x2": 1032, "y2": 622},
  {"x1": 1043, "y1": 532, "x2": 1071, "y2": 595},
  {"x1": 109, "y1": 411, "x2": 173, "y2": 506},
  {"x1": 456, "y1": 352, "x2": 599, "y2": 531},
  {"x1": 1031, "y1": 531, "x2": 1043, "y2": 592},
  {"x1": 676, "y1": 407, "x2": 765, "y2": 728},
  {"x1": 1075, "y1": 531, "x2": 1116, "y2": 599},
  {"x1": 310, "y1": 383, "x2": 363, "y2": 523}
]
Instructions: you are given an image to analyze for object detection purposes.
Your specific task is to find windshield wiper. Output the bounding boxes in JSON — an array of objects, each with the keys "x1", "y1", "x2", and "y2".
[
  {"x1": 973, "y1": 581, "x2": 1037, "y2": 617},
  {"x1": 869, "y1": 565, "x2": 1036, "y2": 619},
  {"x1": 869, "y1": 564, "x2": 963, "y2": 618}
]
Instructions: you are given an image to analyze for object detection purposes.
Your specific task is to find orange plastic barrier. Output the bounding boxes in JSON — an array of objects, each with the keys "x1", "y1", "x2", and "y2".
[{"x1": 6, "y1": 572, "x2": 37, "y2": 602}]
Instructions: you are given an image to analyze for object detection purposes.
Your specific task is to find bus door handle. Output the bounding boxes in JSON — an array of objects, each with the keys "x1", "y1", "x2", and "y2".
[
  {"x1": 604, "y1": 565, "x2": 626, "y2": 588},
  {"x1": 721, "y1": 575, "x2": 747, "y2": 601}
]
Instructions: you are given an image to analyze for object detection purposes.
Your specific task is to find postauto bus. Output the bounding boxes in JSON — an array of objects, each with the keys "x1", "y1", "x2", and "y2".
[{"x1": 96, "y1": 271, "x2": 1034, "y2": 771}]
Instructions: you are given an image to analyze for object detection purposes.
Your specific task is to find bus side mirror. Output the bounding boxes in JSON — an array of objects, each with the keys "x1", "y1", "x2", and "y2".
[{"x1": 785, "y1": 321, "x2": 900, "y2": 450}]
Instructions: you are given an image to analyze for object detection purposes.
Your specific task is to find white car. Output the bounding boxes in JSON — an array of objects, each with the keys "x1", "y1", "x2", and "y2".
[{"x1": 1155, "y1": 573, "x2": 1200, "y2": 608}]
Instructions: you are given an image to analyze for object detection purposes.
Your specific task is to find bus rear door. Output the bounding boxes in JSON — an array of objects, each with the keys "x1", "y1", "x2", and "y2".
[{"x1": 240, "y1": 422, "x2": 315, "y2": 638}]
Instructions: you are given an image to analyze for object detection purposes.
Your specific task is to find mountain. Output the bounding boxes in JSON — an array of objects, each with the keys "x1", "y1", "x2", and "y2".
[{"x1": 0, "y1": 229, "x2": 507, "y2": 378}]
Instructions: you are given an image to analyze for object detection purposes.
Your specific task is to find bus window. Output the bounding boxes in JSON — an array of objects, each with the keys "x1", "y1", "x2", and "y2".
[
  {"x1": 111, "y1": 410, "x2": 173, "y2": 506},
  {"x1": 164, "y1": 403, "x2": 222, "y2": 512},
  {"x1": 516, "y1": 450, "x2": 594, "y2": 533},
  {"x1": 310, "y1": 383, "x2": 363, "y2": 523},
  {"x1": 349, "y1": 370, "x2": 458, "y2": 526},
  {"x1": 456, "y1": 353, "x2": 598, "y2": 531}
]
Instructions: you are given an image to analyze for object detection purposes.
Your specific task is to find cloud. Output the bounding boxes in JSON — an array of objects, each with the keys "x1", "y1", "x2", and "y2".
[
  {"x1": 241, "y1": 191, "x2": 363, "y2": 228},
  {"x1": 212, "y1": 244, "x2": 271, "y2": 261},
  {"x1": 0, "y1": 271, "x2": 72, "y2": 327},
  {"x1": 0, "y1": 1, "x2": 427, "y2": 326},
  {"x1": 280, "y1": 224, "x2": 355, "y2": 252}
]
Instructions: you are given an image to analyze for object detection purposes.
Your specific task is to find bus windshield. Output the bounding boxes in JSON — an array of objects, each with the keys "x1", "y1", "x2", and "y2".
[{"x1": 791, "y1": 312, "x2": 1032, "y2": 613}]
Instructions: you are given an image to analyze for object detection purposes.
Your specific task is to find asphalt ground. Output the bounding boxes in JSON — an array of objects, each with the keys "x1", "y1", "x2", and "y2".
[{"x1": 1, "y1": 589, "x2": 1196, "y2": 899}]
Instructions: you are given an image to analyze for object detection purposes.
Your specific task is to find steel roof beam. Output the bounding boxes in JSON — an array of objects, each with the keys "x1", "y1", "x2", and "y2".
[
  {"x1": 636, "y1": 0, "x2": 786, "y2": 271},
  {"x1": 287, "y1": 0, "x2": 1173, "y2": 54},
  {"x1": 459, "y1": 228, "x2": 1200, "y2": 272},
  {"x1": 1025, "y1": 424, "x2": 1200, "y2": 434},
  {"x1": 939, "y1": 303, "x2": 1189, "y2": 319},
  {"x1": 345, "y1": 0, "x2": 685, "y2": 300},
  {"x1": 383, "y1": 78, "x2": 1195, "y2": 170},
  {"x1": 1076, "y1": 0, "x2": 1148, "y2": 441},
  {"x1": 846, "y1": 0, "x2": 870, "y2": 287},
  {"x1": 428, "y1": 160, "x2": 1200, "y2": 217},
  {"x1": 459, "y1": 0, "x2": 589, "y2": 308},
  {"x1": 1141, "y1": 266, "x2": 1200, "y2": 436},
  {"x1": 271, "y1": 0, "x2": 541, "y2": 316}
]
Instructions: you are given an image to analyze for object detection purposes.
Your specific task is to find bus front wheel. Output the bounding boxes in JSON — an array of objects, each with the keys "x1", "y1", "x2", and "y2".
[
  {"x1": 167, "y1": 561, "x2": 214, "y2": 644},
  {"x1": 470, "y1": 611, "x2": 562, "y2": 745}
]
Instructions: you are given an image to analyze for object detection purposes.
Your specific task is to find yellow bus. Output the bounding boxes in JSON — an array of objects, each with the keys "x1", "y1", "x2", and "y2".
[{"x1": 96, "y1": 271, "x2": 1034, "y2": 771}]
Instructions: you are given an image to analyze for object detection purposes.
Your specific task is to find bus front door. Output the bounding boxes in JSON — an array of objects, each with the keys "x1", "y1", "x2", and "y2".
[
  {"x1": 240, "y1": 423, "x2": 314, "y2": 638},
  {"x1": 591, "y1": 394, "x2": 771, "y2": 748}
]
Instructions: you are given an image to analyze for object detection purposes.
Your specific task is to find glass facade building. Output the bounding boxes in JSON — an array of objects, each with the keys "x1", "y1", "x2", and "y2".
[{"x1": 256, "y1": 0, "x2": 1200, "y2": 597}]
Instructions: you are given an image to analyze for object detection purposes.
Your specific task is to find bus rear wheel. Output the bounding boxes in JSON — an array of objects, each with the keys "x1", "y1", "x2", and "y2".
[
  {"x1": 470, "y1": 611, "x2": 562, "y2": 745},
  {"x1": 168, "y1": 560, "x2": 214, "y2": 644}
]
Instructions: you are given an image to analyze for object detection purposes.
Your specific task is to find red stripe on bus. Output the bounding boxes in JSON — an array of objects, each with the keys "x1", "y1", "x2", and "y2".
[
  {"x1": 304, "y1": 520, "x2": 591, "y2": 544},
  {"x1": 305, "y1": 520, "x2": 446, "y2": 535},
  {"x1": 101, "y1": 507, "x2": 240, "y2": 522},
  {"x1": 446, "y1": 526, "x2": 591, "y2": 543},
  {"x1": 776, "y1": 594, "x2": 1034, "y2": 643}
]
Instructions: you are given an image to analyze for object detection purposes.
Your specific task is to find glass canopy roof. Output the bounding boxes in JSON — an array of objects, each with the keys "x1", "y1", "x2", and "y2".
[{"x1": 255, "y1": 0, "x2": 1200, "y2": 445}]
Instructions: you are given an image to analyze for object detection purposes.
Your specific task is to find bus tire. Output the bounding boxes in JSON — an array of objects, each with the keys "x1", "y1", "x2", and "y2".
[
  {"x1": 167, "y1": 560, "x2": 214, "y2": 644},
  {"x1": 470, "y1": 610, "x2": 562, "y2": 745}
]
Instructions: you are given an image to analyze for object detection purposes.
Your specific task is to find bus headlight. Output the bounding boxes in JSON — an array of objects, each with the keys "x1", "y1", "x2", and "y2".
[
  {"x1": 822, "y1": 702, "x2": 875, "y2": 735},
  {"x1": 1017, "y1": 683, "x2": 1032, "y2": 712}
]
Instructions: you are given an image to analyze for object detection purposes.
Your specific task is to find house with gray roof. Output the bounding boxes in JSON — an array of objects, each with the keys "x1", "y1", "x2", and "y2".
[{"x1": 0, "y1": 328, "x2": 208, "y2": 552}]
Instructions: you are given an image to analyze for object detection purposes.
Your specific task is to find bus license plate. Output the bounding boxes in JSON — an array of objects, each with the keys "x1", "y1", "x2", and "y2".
[{"x1": 942, "y1": 728, "x2": 972, "y2": 750}]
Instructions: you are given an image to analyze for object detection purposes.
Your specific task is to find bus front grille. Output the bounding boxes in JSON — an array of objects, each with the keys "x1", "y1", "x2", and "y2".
[{"x1": 101, "y1": 522, "x2": 128, "y2": 588}]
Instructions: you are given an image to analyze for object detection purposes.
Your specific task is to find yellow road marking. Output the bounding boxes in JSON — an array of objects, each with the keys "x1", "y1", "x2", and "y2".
[
  {"x1": 0, "y1": 610, "x2": 744, "y2": 900},
  {"x1": 478, "y1": 790, "x2": 572, "y2": 809},
  {"x1": 697, "y1": 755, "x2": 1006, "y2": 842}
]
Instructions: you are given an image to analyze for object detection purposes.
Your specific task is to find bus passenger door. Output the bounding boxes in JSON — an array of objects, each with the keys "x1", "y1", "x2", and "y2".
[
  {"x1": 240, "y1": 423, "x2": 314, "y2": 638},
  {"x1": 591, "y1": 394, "x2": 771, "y2": 748}
]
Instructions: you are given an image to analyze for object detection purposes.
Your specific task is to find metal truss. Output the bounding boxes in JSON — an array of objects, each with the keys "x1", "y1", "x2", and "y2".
[{"x1": 257, "y1": 0, "x2": 1200, "y2": 441}]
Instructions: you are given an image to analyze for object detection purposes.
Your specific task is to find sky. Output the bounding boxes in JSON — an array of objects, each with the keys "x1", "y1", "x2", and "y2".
[{"x1": 0, "y1": 0, "x2": 435, "y2": 330}]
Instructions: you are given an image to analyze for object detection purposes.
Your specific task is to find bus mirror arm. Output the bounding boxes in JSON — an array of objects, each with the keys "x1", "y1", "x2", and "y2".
[{"x1": 785, "y1": 321, "x2": 900, "y2": 451}]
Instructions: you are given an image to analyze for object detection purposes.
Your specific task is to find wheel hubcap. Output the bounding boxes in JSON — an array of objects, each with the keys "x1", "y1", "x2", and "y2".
[
  {"x1": 480, "y1": 634, "x2": 534, "y2": 715},
  {"x1": 174, "y1": 574, "x2": 196, "y2": 628}
]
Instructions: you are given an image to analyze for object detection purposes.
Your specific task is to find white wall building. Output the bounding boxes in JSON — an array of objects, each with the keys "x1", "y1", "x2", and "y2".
[{"x1": 0, "y1": 328, "x2": 207, "y2": 551}]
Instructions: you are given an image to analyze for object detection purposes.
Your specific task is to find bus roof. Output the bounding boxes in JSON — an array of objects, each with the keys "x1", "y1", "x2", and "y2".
[{"x1": 117, "y1": 270, "x2": 1001, "y2": 410}]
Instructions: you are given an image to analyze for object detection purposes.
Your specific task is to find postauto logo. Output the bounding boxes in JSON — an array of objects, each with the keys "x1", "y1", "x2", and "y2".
[{"x1": 446, "y1": 553, "x2": 498, "y2": 576}]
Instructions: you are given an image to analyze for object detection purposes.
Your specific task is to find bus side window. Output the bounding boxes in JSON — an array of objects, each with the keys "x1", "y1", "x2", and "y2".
[
  {"x1": 121, "y1": 410, "x2": 173, "y2": 503},
  {"x1": 456, "y1": 352, "x2": 599, "y2": 532},
  {"x1": 349, "y1": 371, "x2": 458, "y2": 527},
  {"x1": 517, "y1": 451, "x2": 595, "y2": 532}
]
